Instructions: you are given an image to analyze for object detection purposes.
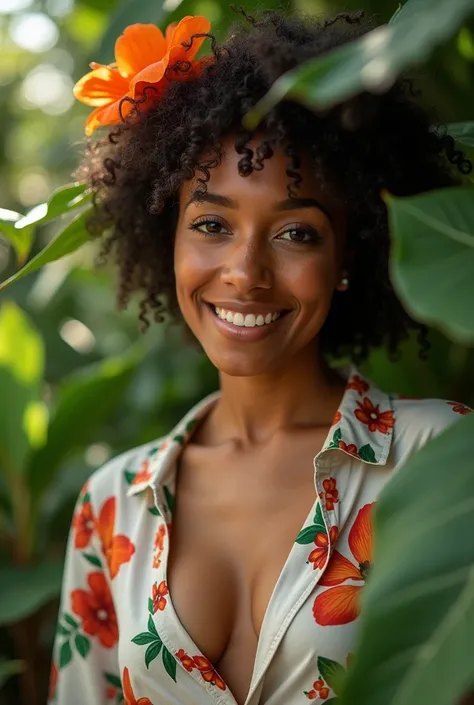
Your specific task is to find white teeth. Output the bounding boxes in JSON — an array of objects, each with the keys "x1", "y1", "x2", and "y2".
[
  {"x1": 214, "y1": 307, "x2": 282, "y2": 328},
  {"x1": 244, "y1": 314, "x2": 256, "y2": 327}
]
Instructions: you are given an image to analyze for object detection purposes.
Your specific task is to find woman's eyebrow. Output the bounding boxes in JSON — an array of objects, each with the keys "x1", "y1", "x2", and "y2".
[
  {"x1": 274, "y1": 197, "x2": 332, "y2": 221},
  {"x1": 185, "y1": 191, "x2": 238, "y2": 210}
]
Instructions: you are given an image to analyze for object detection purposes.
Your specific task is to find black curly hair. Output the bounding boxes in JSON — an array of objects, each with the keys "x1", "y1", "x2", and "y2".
[{"x1": 76, "y1": 6, "x2": 471, "y2": 364}]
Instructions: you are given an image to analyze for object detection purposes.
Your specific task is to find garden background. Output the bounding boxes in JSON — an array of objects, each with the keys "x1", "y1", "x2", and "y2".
[{"x1": 0, "y1": 0, "x2": 473, "y2": 703}]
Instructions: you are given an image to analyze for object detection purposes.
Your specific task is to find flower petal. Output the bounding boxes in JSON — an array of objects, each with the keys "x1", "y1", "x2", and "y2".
[
  {"x1": 165, "y1": 21, "x2": 178, "y2": 46},
  {"x1": 319, "y1": 549, "x2": 361, "y2": 586},
  {"x1": 348, "y1": 503, "x2": 374, "y2": 565},
  {"x1": 96, "y1": 496, "x2": 116, "y2": 549},
  {"x1": 313, "y1": 585, "x2": 361, "y2": 626},
  {"x1": 108, "y1": 534, "x2": 136, "y2": 579},
  {"x1": 129, "y1": 59, "x2": 169, "y2": 97},
  {"x1": 73, "y1": 66, "x2": 129, "y2": 107},
  {"x1": 115, "y1": 23, "x2": 167, "y2": 78},
  {"x1": 84, "y1": 97, "x2": 135, "y2": 135},
  {"x1": 169, "y1": 16, "x2": 211, "y2": 60},
  {"x1": 122, "y1": 667, "x2": 136, "y2": 705}
]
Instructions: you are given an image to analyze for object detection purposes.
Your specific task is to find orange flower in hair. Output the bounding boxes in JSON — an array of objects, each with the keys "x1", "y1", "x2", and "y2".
[{"x1": 73, "y1": 16, "x2": 211, "y2": 135}]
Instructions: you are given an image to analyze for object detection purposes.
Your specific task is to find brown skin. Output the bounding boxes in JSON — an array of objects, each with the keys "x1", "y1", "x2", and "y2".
[{"x1": 168, "y1": 137, "x2": 350, "y2": 704}]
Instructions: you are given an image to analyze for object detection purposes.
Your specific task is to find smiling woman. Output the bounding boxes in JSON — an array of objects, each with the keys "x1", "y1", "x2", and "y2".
[{"x1": 48, "y1": 7, "x2": 472, "y2": 705}]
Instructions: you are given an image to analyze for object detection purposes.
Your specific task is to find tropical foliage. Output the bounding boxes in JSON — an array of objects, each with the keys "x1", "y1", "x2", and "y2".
[{"x1": 0, "y1": 0, "x2": 473, "y2": 703}]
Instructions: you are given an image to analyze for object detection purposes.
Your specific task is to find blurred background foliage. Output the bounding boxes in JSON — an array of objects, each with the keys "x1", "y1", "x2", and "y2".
[{"x1": 0, "y1": 0, "x2": 473, "y2": 703}]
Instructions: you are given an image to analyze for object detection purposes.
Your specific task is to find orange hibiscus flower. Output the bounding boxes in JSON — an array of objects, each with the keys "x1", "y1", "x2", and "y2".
[
  {"x1": 347, "y1": 375, "x2": 369, "y2": 395},
  {"x1": 354, "y1": 397, "x2": 394, "y2": 434},
  {"x1": 192, "y1": 655, "x2": 227, "y2": 690},
  {"x1": 132, "y1": 459, "x2": 152, "y2": 485},
  {"x1": 123, "y1": 666, "x2": 153, "y2": 705},
  {"x1": 96, "y1": 497, "x2": 135, "y2": 579},
  {"x1": 448, "y1": 401, "x2": 472, "y2": 415},
  {"x1": 151, "y1": 580, "x2": 168, "y2": 612},
  {"x1": 71, "y1": 572, "x2": 118, "y2": 647},
  {"x1": 313, "y1": 503, "x2": 374, "y2": 626},
  {"x1": 176, "y1": 648, "x2": 195, "y2": 672},
  {"x1": 322, "y1": 478, "x2": 339, "y2": 511},
  {"x1": 308, "y1": 526, "x2": 338, "y2": 570},
  {"x1": 73, "y1": 501, "x2": 95, "y2": 549},
  {"x1": 74, "y1": 16, "x2": 211, "y2": 135}
]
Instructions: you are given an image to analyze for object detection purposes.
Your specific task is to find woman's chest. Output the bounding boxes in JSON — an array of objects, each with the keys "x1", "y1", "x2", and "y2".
[{"x1": 167, "y1": 442, "x2": 321, "y2": 662}]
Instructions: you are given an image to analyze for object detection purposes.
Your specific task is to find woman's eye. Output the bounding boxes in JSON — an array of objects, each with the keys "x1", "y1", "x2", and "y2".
[
  {"x1": 278, "y1": 227, "x2": 319, "y2": 244},
  {"x1": 191, "y1": 220, "x2": 229, "y2": 236}
]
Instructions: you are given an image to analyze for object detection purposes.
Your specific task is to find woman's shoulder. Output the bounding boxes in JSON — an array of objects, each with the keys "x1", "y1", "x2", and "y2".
[
  {"x1": 390, "y1": 394, "x2": 471, "y2": 455},
  {"x1": 83, "y1": 436, "x2": 166, "y2": 506}
]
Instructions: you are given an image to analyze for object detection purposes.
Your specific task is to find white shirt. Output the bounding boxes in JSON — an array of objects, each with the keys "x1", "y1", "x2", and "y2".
[{"x1": 48, "y1": 367, "x2": 469, "y2": 705}]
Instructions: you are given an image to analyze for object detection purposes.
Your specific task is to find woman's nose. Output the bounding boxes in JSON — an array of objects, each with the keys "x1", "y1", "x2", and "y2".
[{"x1": 220, "y1": 238, "x2": 272, "y2": 293}]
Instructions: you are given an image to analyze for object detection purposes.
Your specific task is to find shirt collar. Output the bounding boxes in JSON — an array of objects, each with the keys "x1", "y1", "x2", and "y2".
[{"x1": 126, "y1": 367, "x2": 394, "y2": 498}]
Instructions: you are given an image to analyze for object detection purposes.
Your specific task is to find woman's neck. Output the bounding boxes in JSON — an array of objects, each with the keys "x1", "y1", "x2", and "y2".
[{"x1": 202, "y1": 343, "x2": 346, "y2": 447}]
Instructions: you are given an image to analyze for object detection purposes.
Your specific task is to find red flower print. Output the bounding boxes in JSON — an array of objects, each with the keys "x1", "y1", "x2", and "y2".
[
  {"x1": 106, "y1": 686, "x2": 118, "y2": 699},
  {"x1": 332, "y1": 410, "x2": 342, "y2": 425},
  {"x1": 308, "y1": 527, "x2": 338, "y2": 570},
  {"x1": 322, "y1": 478, "x2": 339, "y2": 511},
  {"x1": 193, "y1": 655, "x2": 227, "y2": 690},
  {"x1": 338, "y1": 440, "x2": 358, "y2": 455},
  {"x1": 347, "y1": 375, "x2": 369, "y2": 395},
  {"x1": 176, "y1": 648, "x2": 195, "y2": 672},
  {"x1": 123, "y1": 666, "x2": 153, "y2": 705},
  {"x1": 71, "y1": 572, "x2": 118, "y2": 647},
  {"x1": 152, "y1": 580, "x2": 168, "y2": 612},
  {"x1": 313, "y1": 503, "x2": 374, "y2": 626},
  {"x1": 48, "y1": 661, "x2": 58, "y2": 701},
  {"x1": 96, "y1": 497, "x2": 136, "y2": 579},
  {"x1": 132, "y1": 460, "x2": 152, "y2": 486},
  {"x1": 313, "y1": 678, "x2": 330, "y2": 699},
  {"x1": 73, "y1": 501, "x2": 94, "y2": 549},
  {"x1": 354, "y1": 397, "x2": 394, "y2": 434},
  {"x1": 448, "y1": 401, "x2": 472, "y2": 415},
  {"x1": 152, "y1": 523, "x2": 166, "y2": 568}
]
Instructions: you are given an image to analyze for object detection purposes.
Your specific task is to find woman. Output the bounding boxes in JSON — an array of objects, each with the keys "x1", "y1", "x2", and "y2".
[{"x1": 49, "y1": 8, "x2": 471, "y2": 705}]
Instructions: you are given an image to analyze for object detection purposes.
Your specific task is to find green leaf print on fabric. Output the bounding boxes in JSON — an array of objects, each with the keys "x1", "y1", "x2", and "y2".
[
  {"x1": 148, "y1": 505, "x2": 161, "y2": 516},
  {"x1": 132, "y1": 615, "x2": 178, "y2": 679},
  {"x1": 145, "y1": 640, "x2": 163, "y2": 668},
  {"x1": 327, "y1": 428, "x2": 342, "y2": 449},
  {"x1": 317, "y1": 656, "x2": 345, "y2": 695},
  {"x1": 163, "y1": 486, "x2": 175, "y2": 517},
  {"x1": 59, "y1": 641, "x2": 72, "y2": 668},
  {"x1": 74, "y1": 633, "x2": 91, "y2": 659},
  {"x1": 358, "y1": 444, "x2": 377, "y2": 463},
  {"x1": 296, "y1": 500, "x2": 327, "y2": 544},
  {"x1": 124, "y1": 471, "x2": 136, "y2": 486},
  {"x1": 162, "y1": 646, "x2": 177, "y2": 681},
  {"x1": 83, "y1": 553, "x2": 102, "y2": 568},
  {"x1": 63, "y1": 613, "x2": 79, "y2": 629},
  {"x1": 105, "y1": 672, "x2": 122, "y2": 689},
  {"x1": 173, "y1": 434, "x2": 185, "y2": 445}
]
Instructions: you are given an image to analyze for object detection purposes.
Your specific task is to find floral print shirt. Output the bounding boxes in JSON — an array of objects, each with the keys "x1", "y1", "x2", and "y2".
[{"x1": 48, "y1": 367, "x2": 471, "y2": 705}]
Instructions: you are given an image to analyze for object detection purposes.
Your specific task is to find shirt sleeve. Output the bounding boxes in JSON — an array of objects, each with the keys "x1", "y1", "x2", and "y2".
[{"x1": 48, "y1": 483, "x2": 121, "y2": 705}]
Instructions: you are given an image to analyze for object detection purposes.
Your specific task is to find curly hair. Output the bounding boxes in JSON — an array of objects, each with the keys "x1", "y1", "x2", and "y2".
[{"x1": 76, "y1": 7, "x2": 471, "y2": 364}]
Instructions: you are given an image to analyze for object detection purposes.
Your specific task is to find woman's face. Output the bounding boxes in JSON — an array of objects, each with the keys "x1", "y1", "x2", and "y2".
[{"x1": 174, "y1": 136, "x2": 347, "y2": 377}]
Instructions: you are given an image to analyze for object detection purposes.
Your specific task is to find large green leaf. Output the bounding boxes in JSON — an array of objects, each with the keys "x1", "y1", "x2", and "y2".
[
  {"x1": 447, "y1": 122, "x2": 474, "y2": 149},
  {"x1": 386, "y1": 186, "x2": 474, "y2": 344},
  {"x1": 0, "y1": 209, "x2": 35, "y2": 265},
  {"x1": 244, "y1": 0, "x2": 474, "y2": 128},
  {"x1": 0, "y1": 185, "x2": 90, "y2": 266},
  {"x1": 340, "y1": 413, "x2": 474, "y2": 705},
  {"x1": 0, "y1": 303, "x2": 44, "y2": 476},
  {"x1": 0, "y1": 560, "x2": 63, "y2": 626},
  {"x1": 27, "y1": 345, "x2": 142, "y2": 504},
  {"x1": 0, "y1": 208, "x2": 93, "y2": 292}
]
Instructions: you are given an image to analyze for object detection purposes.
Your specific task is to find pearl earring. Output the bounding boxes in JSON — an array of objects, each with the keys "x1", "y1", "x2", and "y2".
[{"x1": 340, "y1": 276, "x2": 349, "y2": 287}]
